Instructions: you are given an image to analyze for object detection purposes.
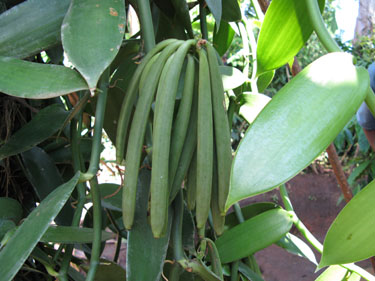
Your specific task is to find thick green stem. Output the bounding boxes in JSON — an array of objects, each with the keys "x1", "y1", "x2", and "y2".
[
  {"x1": 137, "y1": 0, "x2": 155, "y2": 53},
  {"x1": 85, "y1": 177, "x2": 102, "y2": 281},
  {"x1": 80, "y1": 69, "x2": 109, "y2": 182},
  {"x1": 199, "y1": 1, "x2": 208, "y2": 40},
  {"x1": 305, "y1": 0, "x2": 341, "y2": 53},
  {"x1": 279, "y1": 184, "x2": 294, "y2": 212}
]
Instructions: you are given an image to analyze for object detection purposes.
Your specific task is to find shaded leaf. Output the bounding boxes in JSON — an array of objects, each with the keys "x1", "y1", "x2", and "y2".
[
  {"x1": 94, "y1": 260, "x2": 126, "y2": 281},
  {"x1": 127, "y1": 169, "x2": 172, "y2": 281},
  {"x1": 0, "y1": 220, "x2": 15, "y2": 241},
  {"x1": 0, "y1": 0, "x2": 70, "y2": 58},
  {"x1": 221, "y1": 0, "x2": 241, "y2": 22},
  {"x1": 0, "y1": 56, "x2": 88, "y2": 99},
  {"x1": 0, "y1": 197, "x2": 22, "y2": 223},
  {"x1": 0, "y1": 172, "x2": 80, "y2": 281},
  {"x1": 257, "y1": 70, "x2": 275, "y2": 93},
  {"x1": 238, "y1": 92, "x2": 271, "y2": 124},
  {"x1": 40, "y1": 226, "x2": 115, "y2": 243},
  {"x1": 276, "y1": 233, "x2": 317, "y2": 265},
  {"x1": 220, "y1": 65, "x2": 247, "y2": 91},
  {"x1": 227, "y1": 53, "x2": 369, "y2": 210},
  {"x1": 213, "y1": 21, "x2": 235, "y2": 57},
  {"x1": 206, "y1": 0, "x2": 222, "y2": 29},
  {"x1": 62, "y1": 0, "x2": 126, "y2": 89},
  {"x1": 0, "y1": 104, "x2": 69, "y2": 160},
  {"x1": 256, "y1": 0, "x2": 325, "y2": 75},
  {"x1": 320, "y1": 180, "x2": 375, "y2": 267},
  {"x1": 238, "y1": 262, "x2": 265, "y2": 281},
  {"x1": 215, "y1": 209, "x2": 293, "y2": 263},
  {"x1": 98, "y1": 183, "x2": 122, "y2": 212}
]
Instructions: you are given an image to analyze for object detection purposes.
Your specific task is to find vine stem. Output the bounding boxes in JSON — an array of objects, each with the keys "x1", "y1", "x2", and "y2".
[
  {"x1": 136, "y1": 0, "x2": 155, "y2": 53},
  {"x1": 199, "y1": 1, "x2": 208, "y2": 40}
]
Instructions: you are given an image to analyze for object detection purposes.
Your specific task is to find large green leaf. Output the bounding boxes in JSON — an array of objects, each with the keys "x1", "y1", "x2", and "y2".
[
  {"x1": 0, "y1": 56, "x2": 88, "y2": 98},
  {"x1": 62, "y1": 0, "x2": 126, "y2": 89},
  {"x1": 127, "y1": 169, "x2": 172, "y2": 281},
  {"x1": 0, "y1": 0, "x2": 70, "y2": 58},
  {"x1": 213, "y1": 21, "x2": 235, "y2": 57},
  {"x1": 0, "y1": 197, "x2": 22, "y2": 223},
  {"x1": 221, "y1": 0, "x2": 241, "y2": 22},
  {"x1": 0, "y1": 172, "x2": 80, "y2": 281},
  {"x1": 0, "y1": 104, "x2": 69, "y2": 160},
  {"x1": 40, "y1": 226, "x2": 115, "y2": 243},
  {"x1": 21, "y1": 146, "x2": 75, "y2": 226},
  {"x1": 256, "y1": 0, "x2": 325, "y2": 76},
  {"x1": 320, "y1": 180, "x2": 375, "y2": 267},
  {"x1": 227, "y1": 53, "x2": 369, "y2": 210},
  {"x1": 215, "y1": 209, "x2": 293, "y2": 263}
]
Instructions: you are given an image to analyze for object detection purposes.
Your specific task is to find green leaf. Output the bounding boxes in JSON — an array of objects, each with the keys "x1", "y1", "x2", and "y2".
[
  {"x1": 320, "y1": 180, "x2": 375, "y2": 267},
  {"x1": 0, "y1": 56, "x2": 89, "y2": 99},
  {"x1": 0, "y1": 0, "x2": 70, "y2": 58},
  {"x1": 62, "y1": 0, "x2": 126, "y2": 89},
  {"x1": 0, "y1": 220, "x2": 15, "y2": 241},
  {"x1": 347, "y1": 160, "x2": 371, "y2": 186},
  {"x1": 257, "y1": 70, "x2": 275, "y2": 93},
  {"x1": 276, "y1": 233, "x2": 317, "y2": 265},
  {"x1": 93, "y1": 260, "x2": 126, "y2": 281},
  {"x1": 220, "y1": 65, "x2": 247, "y2": 91},
  {"x1": 225, "y1": 202, "x2": 278, "y2": 230},
  {"x1": 127, "y1": 169, "x2": 172, "y2": 281},
  {"x1": 238, "y1": 262, "x2": 265, "y2": 281},
  {"x1": 0, "y1": 172, "x2": 80, "y2": 281},
  {"x1": 215, "y1": 209, "x2": 293, "y2": 263},
  {"x1": 221, "y1": 0, "x2": 241, "y2": 22},
  {"x1": 0, "y1": 197, "x2": 22, "y2": 223},
  {"x1": 238, "y1": 92, "x2": 271, "y2": 124},
  {"x1": 0, "y1": 104, "x2": 69, "y2": 160},
  {"x1": 314, "y1": 265, "x2": 347, "y2": 281},
  {"x1": 256, "y1": 0, "x2": 325, "y2": 76},
  {"x1": 40, "y1": 226, "x2": 115, "y2": 243},
  {"x1": 213, "y1": 21, "x2": 235, "y2": 57},
  {"x1": 98, "y1": 183, "x2": 122, "y2": 212},
  {"x1": 227, "y1": 53, "x2": 369, "y2": 210},
  {"x1": 206, "y1": 0, "x2": 222, "y2": 29}
]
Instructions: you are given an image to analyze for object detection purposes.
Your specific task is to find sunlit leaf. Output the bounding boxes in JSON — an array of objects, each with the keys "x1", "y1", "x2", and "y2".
[
  {"x1": 219, "y1": 66, "x2": 247, "y2": 91},
  {"x1": 256, "y1": 0, "x2": 325, "y2": 76},
  {"x1": 0, "y1": 104, "x2": 69, "y2": 160},
  {"x1": 62, "y1": 0, "x2": 126, "y2": 89},
  {"x1": 227, "y1": 53, "x2": 369, "y2": 210},
  {"x1": 0, "y1": 172, "x2": 80, "y2": 281},
  {"x1": 238, "y1": 92, "x2": 271, "y2": 124},
  {"x1": 215, "y1": 209, "x2": 293, "y2": 263},
  {"x1": 320, "y1": 180, "x2": 375, "y2": 267},
  {"x1": 0, "y1": 56, "x2": 88, "y2": 99},
  {"x1": 314, "y1": 265, "x2": 347, "y2": 281},
  {"x1": 0, "y1": 0, "x2": 70, "y2": 58}
]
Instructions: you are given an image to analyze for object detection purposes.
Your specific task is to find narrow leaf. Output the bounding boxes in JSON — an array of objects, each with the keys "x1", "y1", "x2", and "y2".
[
  {"x1": 256, "y1": 0, "x2": 325, "y2": 75},
  {"x1": 320, "y1": 180, "x2": 375, "y2": 266},
  {"x1": 40, "y1": 226, "x2": 115, "y2": 243},
  {"x1": 0, "y1": 172, "x2": 80, "y2": 281},
  {"x1": 62, "y1": 0, "x2": 126, "y2": 89},
  {"x1": 238, "y1": 262, "x2": 265, "y2": 281},
  {"x1": 0, "y1": 104, "x2": 69, "y2": 160},
  {"x1": 0, "y1": 0, "x2": 70, "y2": 58},
  {"x1": 238, "y1": 92, "x2": 271, "y2": 124},
  {"x1": 127, "y1": 169, "x2": 172, "y2": 281},
  {"x1": 215, "y1": 209, "x2": 293, "y2": 263},
  {"x1": 227, "y1": 53, "x2": 369, "y2": 210},
  {"x1": 0, "y1": 56, "x2": 88, "y2": 99}
]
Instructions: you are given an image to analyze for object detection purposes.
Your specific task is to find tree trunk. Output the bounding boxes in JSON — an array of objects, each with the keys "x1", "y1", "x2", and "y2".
[{"x1": 353, "y1": 0, "x2": 375, "y2": 42}]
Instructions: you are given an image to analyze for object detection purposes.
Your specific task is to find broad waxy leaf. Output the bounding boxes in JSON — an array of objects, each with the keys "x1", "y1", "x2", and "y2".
[
  {"x1": 276, "y1": 233, "x2": 317, "y2": 265},
  {"x1": 127, "y1": 169, "x2": 172, "y2": 281},
  {"x1": 320, "y1": 180, "x2": 375, "y2": 267},
  {"x1": 0, "y1": 0, "x2": 70, "y2": 58},
  {"x1": 21, "y1": 146, "x2": 75, "y2": 226},
  {"x1": 0, "y1": 104, "x2": 69, "y2": 160},
  {"x1": 219, "y1": 65, "x2": 247, "y2": 91},
  {"x1": 315, "y1": 265, "x2": 347, "y2": 281},
  {"x1": 62, "y1": 0, "x2": 126, "y2": 89},
  {"x1": 238, "y1": 92, "x2": 271, "y2": 124},
  {"x1": 213, "y1": 21, "x2": 235, "y2": 56},
  {"x1": 0, "y1": 56, "x2": 88, "y2": 98},
  {"x1": 0, "y1": 172, "x2": 80, "y2": 281},
  {"x1": 215, "y1": 209, "x2": 293, "y2": 263},
  {"x1": 206, "y1": 0, "x2": 222, "y2": 30},
  {"x1": 40, "y1": 226, "x2": 115, "y2": 243},
  {"x1": 256, "y1": 0, "x2": 325, "y2": 76},
  {"x1": 227, "y1": 53, "x2": 369, "y2": 210},
  {"x1": 0, "y1": 197, "x2": 22, "y2": 223}
]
